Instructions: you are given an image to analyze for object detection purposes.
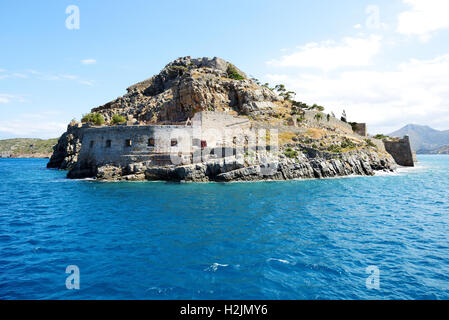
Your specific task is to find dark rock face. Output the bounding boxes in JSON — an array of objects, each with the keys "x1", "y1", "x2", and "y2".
[
  {"x1": 47, "y1": 124, "x2": 84, "y2": 170},
  {"x1": 66, "y1": 147, "x2": 396, "y2": 182}
]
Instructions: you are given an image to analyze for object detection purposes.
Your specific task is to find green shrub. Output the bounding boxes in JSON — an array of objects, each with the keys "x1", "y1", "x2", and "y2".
[
  {"x1": 341, "y1": 138, "x2": 356, "y2": 149},
  {"x1": 284, "y1": 147, "x2": 298, "y2": 159},
  {"x1": 311, "y1": 104, "x2": 325, "y2": 111},
  {"x1": 81, "y1": 113, "x2": 105, "y2": 126},
  {"x1": 365, "y1": 139, "x2": 377, "y2": 148},
  {"x1": 167, "y1": 65, "x2": 188, "y2": 76},
  {"x1": 374, "y1": 134, "x2": 390, "y2": 140},
  {"x1": 327, "y1": 145, "x2": 342, "y2": 153},
  {"x1": 111, "y1": 114, "x2": 126, "y2": 125},
  {"x1": 314, "y1": 113, "x2": 323, "y2": 121},
  {"x1": 226, "y1": 64, "x2": 245, "y2": 80}
]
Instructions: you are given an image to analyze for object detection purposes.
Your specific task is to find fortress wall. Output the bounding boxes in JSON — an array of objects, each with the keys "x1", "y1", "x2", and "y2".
[
  {"x1": 383, "y1": 135, "x2": 415, "y2": 167},
  {"x1": 302, "y1": 111, "x2": 354, "y2": 134},
  {"x1": 193, "y1": 111, "x2": 251, "y2": 129},
  {"x1": 352, "y1": 123, "x2": 367, "y2": 136},
  {"x1": 79, "y1": 125, "x2": 195, "y2": 166},
  {"x1": 193, "y1": 111, "x2": 252, "y2": 147},
  {"x1": 77, "y1": 115, "x2": 253, "y2": 167}
]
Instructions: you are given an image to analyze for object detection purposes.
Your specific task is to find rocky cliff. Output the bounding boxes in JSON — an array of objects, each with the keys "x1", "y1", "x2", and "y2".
[
  {"x1": 48, "y1": 56, "x2": 398, "y2": 181},
  {"x1": 73, "y1": 147, "x2": 396, "y2": 182},
  {"x1": 91, "y1": 56, "x2": 281, "y2": 123}
]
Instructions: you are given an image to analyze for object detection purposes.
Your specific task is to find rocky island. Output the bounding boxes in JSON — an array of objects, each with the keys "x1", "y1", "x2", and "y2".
[{"x1": 47, "y1": 56, "x2": 415, "y2": 182}]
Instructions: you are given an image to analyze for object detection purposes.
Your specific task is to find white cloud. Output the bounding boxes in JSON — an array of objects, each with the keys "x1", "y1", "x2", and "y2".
[
  {"x1": 398, "y1": 0, "x2": 449, "y2": 38},
  {"x1": 265, "y1": 54, "x2": 449, "y2": 134},
  {"x1": 1, "y1": 69, "x2": 91, "y2": 85},
  {"x1": 81, "y1": 59, "x2": 96, "y2": 65},
  {"x1": 0, "y1": 119, "x2": 66, "y2": 138},
  {"x1": 60, "y1": 74, "x2": 78, "y2": 80},
  {"x1": 79, "y1": 80, "x2": 94, "y2": 86},
  {"x1": 0, "y1": 94, "x2": 26, "y2": 104},
  {"x1": 353, "y1": 24, "x2": 362, "y2": 29},
  {"x1": 11, "y1": 73, "x2": 29, "y2": 79},
  {"x1": 267, "y1": 35, "x2": 382, "y2": 71}
]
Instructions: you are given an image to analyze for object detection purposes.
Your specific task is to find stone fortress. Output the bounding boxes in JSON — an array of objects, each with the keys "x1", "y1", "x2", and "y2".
[{"x1": 48, "y1": 56, "x2": 415, "y2": 182}]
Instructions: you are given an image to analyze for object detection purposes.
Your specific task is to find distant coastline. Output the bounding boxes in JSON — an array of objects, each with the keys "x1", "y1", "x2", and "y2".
[{"x1": 0, "y1": 138, "x2": 57, "y2": 159}]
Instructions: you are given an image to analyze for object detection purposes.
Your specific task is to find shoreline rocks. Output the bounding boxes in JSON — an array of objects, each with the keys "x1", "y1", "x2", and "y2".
[{"x1": 66, "y1": 147, "x2": 397, "y2": 182}]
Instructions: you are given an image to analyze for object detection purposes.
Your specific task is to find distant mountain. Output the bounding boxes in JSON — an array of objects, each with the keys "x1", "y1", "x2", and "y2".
[
  {"x1": 0, "y1": 138, "x2": 58, "y2": 158},
  {"x1": 389, "y1": 124, "x2": 449, "y2": 154}
]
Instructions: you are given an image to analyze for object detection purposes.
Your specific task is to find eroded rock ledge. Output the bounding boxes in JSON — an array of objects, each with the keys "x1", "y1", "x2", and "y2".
[{"x1": 67, "y1": 147, "x2": 396, "y2": 182}]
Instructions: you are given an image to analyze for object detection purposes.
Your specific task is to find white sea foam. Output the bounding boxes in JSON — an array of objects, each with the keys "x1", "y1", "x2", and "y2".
[
  {"x1": 204, "y1": 263, "x2": 229, "y2": 272},
  {"x1": 267, "y1": 258, "x2": 294, "y2": 265}
]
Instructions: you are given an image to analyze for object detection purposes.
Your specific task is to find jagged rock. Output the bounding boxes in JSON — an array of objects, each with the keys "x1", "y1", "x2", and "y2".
[
  {"x1": 47, "y1": 123, "x2": 84, "y2": 170},
  {"x1": 90, "y1": 56, "x2": 278, "y2": 123}
]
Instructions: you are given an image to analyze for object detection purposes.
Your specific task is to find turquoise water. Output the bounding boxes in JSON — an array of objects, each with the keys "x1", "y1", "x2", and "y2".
[{"x1": 0, "y1": 156, "x2": 448, "y2": 299}]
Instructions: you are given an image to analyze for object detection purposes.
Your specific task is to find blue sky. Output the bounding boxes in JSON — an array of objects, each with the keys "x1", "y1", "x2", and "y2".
[{"x1": 1, "y1": 0, "x2": 449, "y2": 138}]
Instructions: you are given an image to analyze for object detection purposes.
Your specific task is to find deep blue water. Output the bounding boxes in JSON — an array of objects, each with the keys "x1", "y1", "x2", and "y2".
[{"x1": 0, "y1": 156, "x2": 449, "y2": 300}]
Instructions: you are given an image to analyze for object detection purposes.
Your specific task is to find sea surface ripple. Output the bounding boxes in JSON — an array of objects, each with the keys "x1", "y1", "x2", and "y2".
[{"x1": 0, "y1": 156, "x2": 448, "y2": 299}]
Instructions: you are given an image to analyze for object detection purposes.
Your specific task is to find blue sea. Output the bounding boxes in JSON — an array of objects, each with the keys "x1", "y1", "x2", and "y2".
[{"x1": 0, "y1": 156, "x2": 448, "y2": 300}]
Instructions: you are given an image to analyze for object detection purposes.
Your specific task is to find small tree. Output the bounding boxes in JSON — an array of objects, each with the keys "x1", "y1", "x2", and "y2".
[
  {"x1": 274, "y1": 84, "x2": 286, "y2": 93},
  {"x1": 226, "y1": 64, "x2": 245, "y2": 80},
  {"x1": 314, "y1": 113, "x2": 323, "y2": 121},
  {"x1": 111, "y1": 114, "x2": 126, "y2": 125},
  {"x1": 341, "y1": 110, "x2": 347, "y2": 122},
  {"x1": 81, "y1": 113, "x2": 105, "y2": 126}
]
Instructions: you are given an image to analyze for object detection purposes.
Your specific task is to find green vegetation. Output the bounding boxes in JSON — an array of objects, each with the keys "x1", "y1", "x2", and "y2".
[
  {"x1": 168, "y1": 65, "x2": 188, "y2": 75},
  {"x1": 311, "y1": 104, "x2": 324, "y2": 111},
  {"x1": 314, "y1": 113, "x2": 323, "y2": 121},
  {"x1": 365, "y1": 139, "x2": 377, "y2": 148},
  {"x1": 226, "y1": 64, "x2": 245, "y2": 80},
  {"x1": 272, "y1": 83, "x2": 327, "y2": 114},
  {"x1": 81, "y1": 113, "x2": 105, "y2": 126},
  {"x1": 340, "y1": 138, "x2": 356, "y2": 150},
  {"x1": 0, "y1": 138, "x2": 58, "y2": 156},
  {"x1": 111, "y1": 114, "x2": 127, "y2": 125},
  {"x1": 374, "y1": 134, "x2": 390, "y2": 140},
  {"x1": 284, "y1": 147, "x2": 298, "y2": 158},
  {"x1": 327, "y1": 144, "x2": 343, "y2": 153}
]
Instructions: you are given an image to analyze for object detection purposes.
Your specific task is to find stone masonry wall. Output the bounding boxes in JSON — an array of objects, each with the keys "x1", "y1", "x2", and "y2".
[
  {"x1": 77, "y1": 112, "x2": 253, "y2": 169},
  {"x1": 383, "y1": 135, "x2": 415, "y2": 167},
  {"x1": 302, "y1": 111, "x2": 354, "y2": 134}
]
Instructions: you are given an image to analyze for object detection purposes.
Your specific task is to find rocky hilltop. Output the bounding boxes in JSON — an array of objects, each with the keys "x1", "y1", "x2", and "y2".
[
  {"x1": 91, "y1": 56, "x2": 281, "y2": 123},
  {"x1": 48, "y1": 56, "x2": 399, "y2": 181}
]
